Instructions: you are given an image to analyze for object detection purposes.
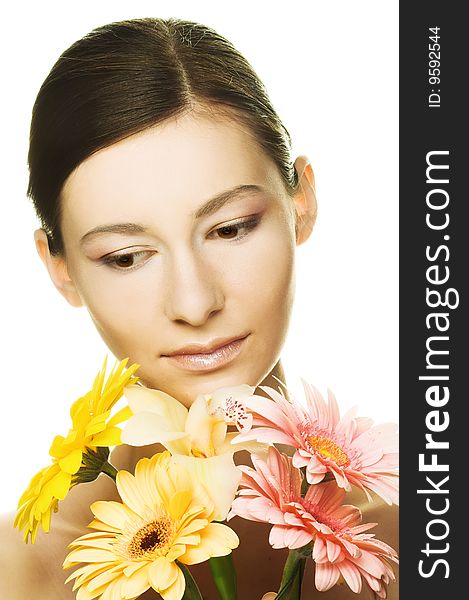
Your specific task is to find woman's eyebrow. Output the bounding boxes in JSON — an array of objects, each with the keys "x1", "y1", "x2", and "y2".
[
  {"x1": 80, "y1": 184, "x2": 266, "y2": 247},
  {"x1": 193, "y1": 184, "x2": 265, "y2": 218},
  {"x1": 80, "y1": 223, "x2": 147, "y2": 247}
]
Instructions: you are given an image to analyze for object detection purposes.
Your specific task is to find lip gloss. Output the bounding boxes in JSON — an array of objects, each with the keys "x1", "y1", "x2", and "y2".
[{"x1": 164, "y1": 337, "x2": 246, "y2": 372}]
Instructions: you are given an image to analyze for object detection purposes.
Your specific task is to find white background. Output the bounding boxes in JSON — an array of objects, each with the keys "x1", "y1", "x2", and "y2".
[{"x1": 0, "y1": 1, "x2": 398, "y2": 513}]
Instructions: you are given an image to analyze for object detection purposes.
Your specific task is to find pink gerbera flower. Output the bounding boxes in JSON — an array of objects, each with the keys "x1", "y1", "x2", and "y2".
[
  {"x1": 232, "y1": 381, "x2": 399, "y2": 504},
  {"x1": 228, "y1": 447, "x2": 398, "y2": 599}
]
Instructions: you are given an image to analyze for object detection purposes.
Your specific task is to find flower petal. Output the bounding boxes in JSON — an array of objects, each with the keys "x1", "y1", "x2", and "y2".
[
  {"x1": 41, "y1": 469, "x2": 72, "y2": 502},
  {"x1": 185, "y1": 396, "x2": 223, "y2": 457},
  {"x1": 124, "y1": 386, "x2": 188, "y2": 431},
  {"x1": 59, "y1": 449, "x2": 83, "y2": 474},
  {"x1": 92, "y1": 427, "x2": 123, "y2": 447},
  {"x1": 63, "y1": 547, "x2": 116, "y2": 567},
  {"x1": 179, "y1": 522, "x2": 238, "y2": 565},
  {"x1": 90, "y1": 500, "x2": 135, "y2": 530},
  {"x1": 172, "y1": 454, "x2": 241, "y2": 521},
  {"x1": 338, "y1": 560, "x2": 363, "y2": 593},
  {"x1": 107, "y1": 405, "x2": 133, "y2": 427},
  {"x1": 148, "y1": 557, "x2": 179, "y2": 591},
  {"x1": 159, "y1": 564, "x2": 185, "y2": 600},
  {"x1": 121, "y1": 412, "x2": 189, "y2": 447},
  {"x1": 119, "y1": 566, "x2": 149, "y2": 598},
  {"x1": 115, "y1": 470, "x2": 148, "y2": 515},
  {"x1": 168, "y1": 490, "x2": 193, "y2": 522},
  {"x1": 315, "y1": 563, "x2": 340, "y2": 591}
]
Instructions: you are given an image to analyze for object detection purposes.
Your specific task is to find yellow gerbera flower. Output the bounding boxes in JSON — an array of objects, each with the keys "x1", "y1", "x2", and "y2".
[
  {"x1": 15, "y1": 357, "x2": 139, "y2": 543},
  {"x1": 63, "y1": 452, "x2": 239, "y2": 600}
]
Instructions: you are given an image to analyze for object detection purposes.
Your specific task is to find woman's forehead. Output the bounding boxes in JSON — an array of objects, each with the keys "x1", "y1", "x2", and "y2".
[{"x1": 60, "y1": 112, "x2": 286, "y2": 228}]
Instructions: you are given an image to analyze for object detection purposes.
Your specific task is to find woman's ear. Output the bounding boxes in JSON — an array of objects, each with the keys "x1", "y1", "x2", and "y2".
[
  {"x1": 33, "y1": 229, "x2": 83, "y2": 307},
  {"x1": 292, "y1": 155, "x2": 317, "y2": 245}
]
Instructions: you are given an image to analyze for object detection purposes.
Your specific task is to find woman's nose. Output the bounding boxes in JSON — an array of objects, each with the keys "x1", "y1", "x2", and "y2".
[{"x1": 164, "y1": 251, "x2": 224, "y2": 326}]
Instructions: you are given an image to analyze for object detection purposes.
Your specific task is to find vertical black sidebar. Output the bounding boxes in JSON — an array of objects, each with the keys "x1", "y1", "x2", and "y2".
[{"x1": 400, "y1": 2, "x2": 465, "y2": 598}]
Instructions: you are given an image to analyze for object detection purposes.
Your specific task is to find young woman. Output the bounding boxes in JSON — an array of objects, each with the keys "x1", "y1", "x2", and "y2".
[{"x1": 1, "y1": 17, "x2": 398, "y2": 599}]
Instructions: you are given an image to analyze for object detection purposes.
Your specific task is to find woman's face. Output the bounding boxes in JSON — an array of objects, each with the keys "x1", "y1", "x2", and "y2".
[{"x1": 57, "y1": 112, "x2": 300, "y2": 406}]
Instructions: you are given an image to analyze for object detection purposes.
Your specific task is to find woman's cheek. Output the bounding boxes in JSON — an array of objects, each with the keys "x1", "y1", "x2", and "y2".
[
  {"x1": 73, "y1": 266, "x2": 154, "y2": 346},
  {"x1": 246, "y1": 230, "x2": 295, "y2": 295},
  {"x1": 223, "y1": 229, "x2": 295, "y2": 338}
]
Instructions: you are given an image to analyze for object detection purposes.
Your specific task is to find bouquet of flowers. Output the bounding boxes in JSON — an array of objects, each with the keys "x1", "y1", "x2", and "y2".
[{"x1": 15, "y1": 357, "x2": 398, "y2": 599}]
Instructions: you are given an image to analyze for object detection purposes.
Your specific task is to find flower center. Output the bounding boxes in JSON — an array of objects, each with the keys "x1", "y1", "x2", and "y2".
[
  {"x1": 191, "y1": 448, "x2": 209, "y2": 458},
  {"x1": 221, "y1": 396, "x2": 243, "y2": 421},
  {"x1": 210, "y1": 394, "x2": 249, "y2": 429},
  {"x1": 301, "y1": 500, "x2": 345, "y2": 534},
  {"x1": 308, "y1": 434, "x2": 350, "y2": 467},
  {"x1": 128, "y1": 518, "x2": 173, "y2": 558}
]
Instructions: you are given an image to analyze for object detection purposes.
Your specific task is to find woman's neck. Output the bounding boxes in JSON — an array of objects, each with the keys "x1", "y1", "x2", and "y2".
[{"x1": 257, "y1": 359, "x2": 289, "y2": 398}]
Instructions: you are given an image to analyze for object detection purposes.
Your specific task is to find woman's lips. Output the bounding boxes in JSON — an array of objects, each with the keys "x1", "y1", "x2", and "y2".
[{"x1": 162, "y1": 335, "x2": 248, "y2": 372}]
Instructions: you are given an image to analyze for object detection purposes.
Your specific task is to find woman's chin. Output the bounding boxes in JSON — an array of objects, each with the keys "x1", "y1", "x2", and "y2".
[{"x1": 138, "y1": 359, "x2": 266, "y2": 407}]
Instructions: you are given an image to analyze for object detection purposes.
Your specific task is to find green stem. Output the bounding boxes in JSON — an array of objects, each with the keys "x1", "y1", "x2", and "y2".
[
  {"x1": 288, "y1": 557, "x2": 305, "y2": 598},
  {"x1": 178, "y1": 562, "x2": 204, "y2": 600},
  {"x1": 101, "y1": 460, "x2": 118, "y2": 481},
  {"x1": 300, "y1": 468, "x2": 309, "y2": 497},
  {"x1": 276, "y1": 549, "x2": 306, "y2": 600},
  {"x1": 209, "y1": 555, "x2": 237, "y2": 600}
]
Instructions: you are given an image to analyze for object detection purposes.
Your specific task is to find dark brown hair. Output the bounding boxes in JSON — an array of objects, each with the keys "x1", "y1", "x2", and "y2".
[{"x1": 27, "y1": 17, "x2": 298, "y2": 255}]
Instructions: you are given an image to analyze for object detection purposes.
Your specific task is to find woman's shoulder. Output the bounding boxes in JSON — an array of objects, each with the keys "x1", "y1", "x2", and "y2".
[
  {"x1": 0, "y1": 510, "x2": 66, "y2": 598},
  {"x1": 0, "y1": 473, "x2": 121, "y2": 599}
]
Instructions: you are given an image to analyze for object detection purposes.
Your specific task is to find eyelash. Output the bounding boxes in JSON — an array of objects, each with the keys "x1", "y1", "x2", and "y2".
[
  {"x1": 100, "y1": 215, "x2": 262, "y2": 272},
  {"x1": 207, "y1": 215, "x2": 260, "y2": 242}
]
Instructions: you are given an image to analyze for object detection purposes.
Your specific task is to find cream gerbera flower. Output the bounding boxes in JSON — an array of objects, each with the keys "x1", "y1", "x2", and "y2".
[
  {"x1": 15, "y1": 357, "x2": 139, "y2": 543},
  {"x1": 64, "y1": 452, "x2": 239, "y2": 600}
]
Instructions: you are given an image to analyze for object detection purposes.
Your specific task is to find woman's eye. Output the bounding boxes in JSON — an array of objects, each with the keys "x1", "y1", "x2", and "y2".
[
  {"x1": 101, "y1": 250, "x2": 153, "y2": 271},
  {"x1": 217, "y1": 224, "x2": 240, "y2": 239},
  {"x1": 211, "y1": 216, "x2": 261, "y2": 241}
]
